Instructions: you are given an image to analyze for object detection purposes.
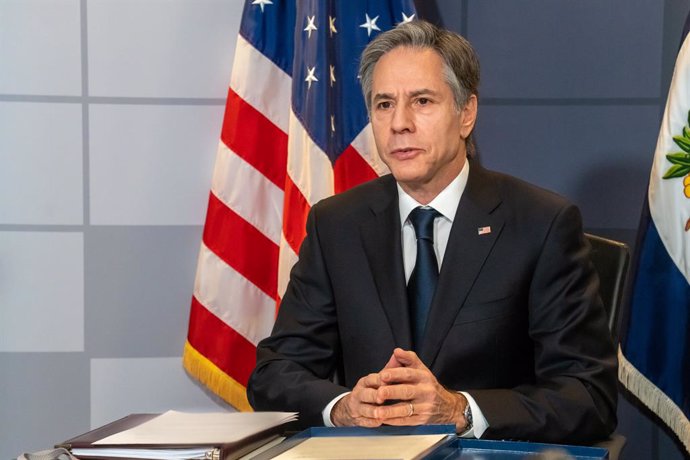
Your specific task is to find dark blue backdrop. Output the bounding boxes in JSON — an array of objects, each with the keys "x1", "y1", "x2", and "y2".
[{"x1": 419, "y1": 1, "x2": 690, "y2": 459}]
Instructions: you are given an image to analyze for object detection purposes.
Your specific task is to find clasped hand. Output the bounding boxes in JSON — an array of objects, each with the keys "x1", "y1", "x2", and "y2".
[{"x1": 331, "y1": 348, "x2": 468, "y2": 432}]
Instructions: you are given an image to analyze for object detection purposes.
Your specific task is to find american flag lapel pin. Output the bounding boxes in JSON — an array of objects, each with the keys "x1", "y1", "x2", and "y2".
[{"x1": 477, "y1": 226, "x2": 491, "y2": 236}]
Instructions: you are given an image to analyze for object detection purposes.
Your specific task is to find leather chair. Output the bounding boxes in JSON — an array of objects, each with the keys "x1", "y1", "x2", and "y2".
[
  {"x1": 585, "y1": 233, "x2": 631, "y2": 460},
  {"x1": 585, "y1": 233, "x2": 631, "y2": 339}
]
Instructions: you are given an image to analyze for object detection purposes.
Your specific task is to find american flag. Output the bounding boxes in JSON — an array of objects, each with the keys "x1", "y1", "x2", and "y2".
[{"x1": 184, "y1": 0, "x2": 417, "y2": 411}]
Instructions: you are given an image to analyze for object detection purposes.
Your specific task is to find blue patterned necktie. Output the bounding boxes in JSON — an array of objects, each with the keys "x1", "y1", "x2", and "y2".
[{"x1": 407, "y1": 206, "x2": 441, "y2": 350}]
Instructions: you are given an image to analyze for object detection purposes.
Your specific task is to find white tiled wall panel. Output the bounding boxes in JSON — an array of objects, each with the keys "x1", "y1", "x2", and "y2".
[
  {"x1": 0, "y1": 0, "x2": 82, "y2": 96},
  {"x1": 0, "y1": 354, "x2": 89, "y2": 457},
  {"x1": 0, "y1": 232, "x2": 84, "y2": 352},
  {"x1": 0, "y1": 102, "x2": 83, "y2": 224},
  {"x1": 87, "y1": 0, "x2": 241, "y2": 98},
  {"x1": 90, "y1": 357, "x2": 231, "y2": 428},
  {"x1": 89, "y1": 104, "x2": 221, "y2": 225}
]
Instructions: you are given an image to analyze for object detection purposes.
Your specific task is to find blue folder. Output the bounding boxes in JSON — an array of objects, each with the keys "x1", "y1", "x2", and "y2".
[{"x1": 251, "y1": 425, "x2": 608, "y2": 459}]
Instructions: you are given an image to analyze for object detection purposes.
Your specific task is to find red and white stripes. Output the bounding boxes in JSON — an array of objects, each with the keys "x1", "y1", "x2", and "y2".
[{"x1": 184, "y1": 34, "x2": 385, "y2": 411}]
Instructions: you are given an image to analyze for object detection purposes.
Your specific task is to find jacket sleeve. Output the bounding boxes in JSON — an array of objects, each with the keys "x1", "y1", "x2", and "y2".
[
  {"x1": 247, "y1": 205, "x2": 349, "y2": 428},
  {"x1": 468, "y1": 203, "x2": 618, "y2": 444}
]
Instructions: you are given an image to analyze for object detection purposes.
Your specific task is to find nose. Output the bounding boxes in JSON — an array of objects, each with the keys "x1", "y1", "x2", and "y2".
[{"x1": 391, "y1": 104, "x2": 414, "y2": 133}]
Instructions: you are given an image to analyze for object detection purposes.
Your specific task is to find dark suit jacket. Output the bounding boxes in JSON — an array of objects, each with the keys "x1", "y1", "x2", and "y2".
[{"x1": 247, "y1": 161, "x2": 617, "y2": 444}]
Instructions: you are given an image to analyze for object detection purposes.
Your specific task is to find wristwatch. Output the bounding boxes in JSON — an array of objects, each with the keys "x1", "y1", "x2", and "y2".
[{"x1": 463, "y1": 402, "x2": 473, "y2": 432}]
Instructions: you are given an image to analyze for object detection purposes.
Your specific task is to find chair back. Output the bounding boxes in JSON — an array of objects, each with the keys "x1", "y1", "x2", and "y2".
[{"x1": 585, "y1": 233, "x2": 631, "y2": 338}]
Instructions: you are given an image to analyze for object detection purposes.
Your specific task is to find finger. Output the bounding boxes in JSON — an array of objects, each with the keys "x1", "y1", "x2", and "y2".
[
  {"x1": 379, "y1": 366, "x2": 423, "y2": 384},
  {"x1": 378, "y1": 416, "x2": 424, "y2": 426},
  {"x1": 332, "y1": 394, "x2": 382, "y2": 427},
  {"x1": 352, "y1": 416, "x2": 384, "y2": 428},
  {"x1": 374, "y1": 400, "x2": 417, "y2": 420},
  {"x1": 381, "y1": 352, "x2": 403, "y2": 370},
  {"x1": 352, "y1": 386, "x2": 381, "y2": 405},
  {"x1": 392, "y1": 348, "x2": 425, "y2": 368},
  {"x1": 355, "y1": 401, "x2": 384, "y2": 419},
  {"x1": 358, "y1": 372, "x2": 383, "y2": 389},
  {"x1": 343, "y1": 389, "x2": 386, "y2": 421},
  {"x1": 376, "y1": 383, "x2": 417, "y2": 403}
]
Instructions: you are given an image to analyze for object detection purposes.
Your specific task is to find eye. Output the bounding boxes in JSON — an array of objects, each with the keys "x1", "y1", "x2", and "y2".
[
  {"x1": 376, "y1": 101, "x2": 392, "y2": 110},
  {"x1": 417, "y1": 97, "x2": 430, "y2": 106}
]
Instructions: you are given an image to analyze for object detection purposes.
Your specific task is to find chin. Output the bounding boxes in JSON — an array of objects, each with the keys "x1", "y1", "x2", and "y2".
[
  {"x1": 387, "y1": 165, "x2": 426, "y2": 182},
  {"x1": 390, "y1": 174, "x2": 429, "y2": 190}
]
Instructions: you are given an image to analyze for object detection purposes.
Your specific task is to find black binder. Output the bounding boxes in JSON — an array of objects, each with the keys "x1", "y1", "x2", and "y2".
[{"x1": 56, "y1": 413, "x2": 289, "y2": 460}]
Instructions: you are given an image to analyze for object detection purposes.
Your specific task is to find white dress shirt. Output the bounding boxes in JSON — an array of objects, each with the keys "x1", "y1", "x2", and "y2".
[{"x1": 322, "y1": 160, "x2": 488, "y2": 438}]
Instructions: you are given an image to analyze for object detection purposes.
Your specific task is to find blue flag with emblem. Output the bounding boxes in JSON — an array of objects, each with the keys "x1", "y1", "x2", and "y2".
[{"x1": 618, "y1": 13, "x2": 690, "y2": 455}]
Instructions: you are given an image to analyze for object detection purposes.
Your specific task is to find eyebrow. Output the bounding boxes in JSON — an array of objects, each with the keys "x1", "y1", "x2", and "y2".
[
  {"x1": 409, "y1": 89, "x2": 439, "y2": 98},
  {"x1": 372, "y1": 88, "x2": 440, "y2": 103}
]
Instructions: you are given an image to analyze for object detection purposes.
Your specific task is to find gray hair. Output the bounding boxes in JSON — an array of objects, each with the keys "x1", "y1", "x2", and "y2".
[{"x1": 359, "y1": 20, "x2": 480, "y2": 113}]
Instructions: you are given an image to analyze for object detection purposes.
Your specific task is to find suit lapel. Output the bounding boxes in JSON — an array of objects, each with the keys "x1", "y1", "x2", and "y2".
[
  {"x1": 420, "y1": 163, "x2": 505, "y2": 365},
  {"x1": 360, "y1": 177, "x2": 413, "y2": 350}
]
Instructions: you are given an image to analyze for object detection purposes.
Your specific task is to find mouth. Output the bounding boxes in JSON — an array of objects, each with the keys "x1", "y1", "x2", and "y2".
[{"x1": 389, "y1": 147, "x2": 421, "y2": 159}]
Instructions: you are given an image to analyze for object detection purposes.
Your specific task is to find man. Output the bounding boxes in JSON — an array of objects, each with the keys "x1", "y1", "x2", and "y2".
[{"x1": 247, "y1": 20, "x2": 617, "y2": 444}]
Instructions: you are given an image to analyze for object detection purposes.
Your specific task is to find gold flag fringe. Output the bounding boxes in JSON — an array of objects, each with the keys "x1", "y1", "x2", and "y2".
[
  {"x1": 183, "y1": 340, "x2": 253, "y2": 412},
  {"x1": 618, "y1": 346, "x2": 690, "y2": 454}
]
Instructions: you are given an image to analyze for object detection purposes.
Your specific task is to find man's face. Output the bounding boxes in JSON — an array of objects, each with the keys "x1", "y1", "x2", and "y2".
[{"x1": 370, "y1": 46, "x2": 477, "y2": 202}]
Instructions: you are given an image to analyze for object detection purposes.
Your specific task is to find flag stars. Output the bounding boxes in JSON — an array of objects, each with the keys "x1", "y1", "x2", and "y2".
[
  {"x1": 331, "y1": 115, "x2": 336, "y2": 133},
  {"x1": 360, "y1": 14, "x2": 381, "y2": 37},
  {"x1": 305, "y1": 66, "x2": 318, "y2": 89},
  {"x1": 304, "y1": 15, "x2": 317, "y2": 38},
  {"x1": 329, "y1": 16, "x2": 337, "y2": 36},
  {"x1": 401, "y1": 12, "x2": 415, "y2": 24},
  {"x1": 252, "y1": 0, "x2": 272, "y2": 13},
  {"x1": 330, "y1": 65, "x2": 336, "y2": 87}
]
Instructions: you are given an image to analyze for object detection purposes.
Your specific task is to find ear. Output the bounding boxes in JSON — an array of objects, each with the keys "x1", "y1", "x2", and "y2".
[{"x1": 459, "y1": 94, "x2": 478, "y2": 139}]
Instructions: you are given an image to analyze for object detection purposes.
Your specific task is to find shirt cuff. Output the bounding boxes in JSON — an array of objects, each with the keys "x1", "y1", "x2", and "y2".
[
  {"x1": 459, "y1": 391, "x2": 489, "y2": 438},
  {"x1": 322, "y1": 392, "x2": 350, "y2": 427}
]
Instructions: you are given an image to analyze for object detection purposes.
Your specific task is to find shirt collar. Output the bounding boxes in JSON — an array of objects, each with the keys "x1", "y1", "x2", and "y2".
[{"x1": 398, "y1": 159, "x2": 470, "y2": 225}]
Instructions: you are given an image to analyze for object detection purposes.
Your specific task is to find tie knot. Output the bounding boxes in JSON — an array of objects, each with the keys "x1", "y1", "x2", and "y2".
[{"x1": 408, "y1": 207, "x2": 440, "y2": 241}]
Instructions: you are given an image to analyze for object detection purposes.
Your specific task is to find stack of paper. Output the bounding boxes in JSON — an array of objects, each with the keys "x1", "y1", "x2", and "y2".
[
  {"x1": 270, "y1": 434, "x2": 449, "y2": 460},
  {"x1": 58, "y1": 410, "x2": 298, "y2": 460}
]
